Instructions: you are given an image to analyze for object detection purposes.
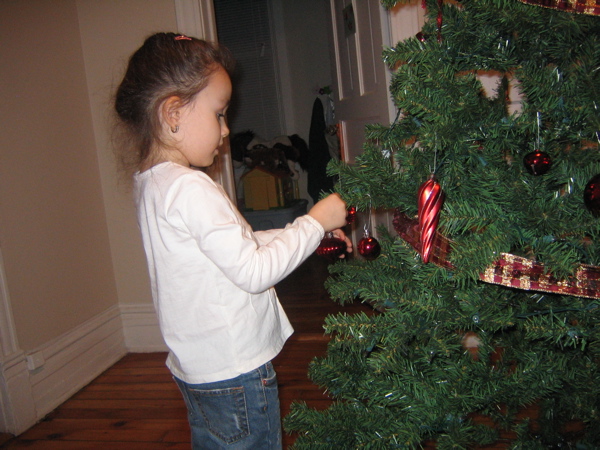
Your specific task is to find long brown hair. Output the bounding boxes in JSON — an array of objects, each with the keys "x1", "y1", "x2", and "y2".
[{"x1": 113, "y1": 32, "x2": 233, "y2": 177}]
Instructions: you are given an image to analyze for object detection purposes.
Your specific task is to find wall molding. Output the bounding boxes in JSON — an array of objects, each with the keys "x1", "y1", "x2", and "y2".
[
  {"x1": 1, "y1": 302, "x2": 165, "y2": 435},
  {"x1": 1, "y1": 305, "x2": 127, "y2": 435},
  {"x1": 0, "y1": 247, "x2": 31, "y2": 435},
  {"x1": 0, "y1": 351, "x2": 36, "y2": 435},
  {"x1": 174, "y1": 0, "x2": 217, "y2": 41},
  {"x1": 120, "y1": 303, "x2": 167, "y2": 353}
]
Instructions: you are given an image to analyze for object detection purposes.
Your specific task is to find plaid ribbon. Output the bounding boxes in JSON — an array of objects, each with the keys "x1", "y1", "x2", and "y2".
[
  {"x1": 393, "y1": 209, "x2": 454, "y2": 269},
  {"x1": 393, "y1": 209, "x2": 600, "y2": 299},
  {"x1": 516, "y1": 0, "x2": 600, "y2": 15}
]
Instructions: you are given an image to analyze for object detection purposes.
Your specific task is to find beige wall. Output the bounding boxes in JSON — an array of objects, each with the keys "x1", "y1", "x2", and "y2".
[
  {"x1": 0, "y1": 0, "x2": 176, "y2": 352},
  {"x1": 0, "y1": 1, "x2": 117, "y2": 350},
  {"x1": 76, "y1": 0, "x2": 177, "y2": 307}
]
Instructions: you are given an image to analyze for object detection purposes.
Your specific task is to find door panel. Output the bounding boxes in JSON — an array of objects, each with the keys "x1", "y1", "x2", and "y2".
[
  {"x1": 329, "y1": 0, "x2": 394, "y2": 249},
  {"x1": 330, "y1": 0, "x2": 392, "y2": 164},
  {"x1": 355, "y1": 1, "x2": 382, "y2": 94}
]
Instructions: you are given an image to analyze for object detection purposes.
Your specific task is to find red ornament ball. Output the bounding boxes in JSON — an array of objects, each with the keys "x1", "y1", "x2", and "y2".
[
  {"x1": 523, "y1": 151, "x2": 552, "y2": 175},
  {"x1": 584, "y1": 174, "x2": 600, "y2": 216},
  {"x1": 358, "y1": 235, "x2": 381, "y2": 260},
  {"x1": 346, "y1": 206, "x2": 357, "y2": 224},
  {"x1": 316, "y1": 234, "x2": 347, "y2": 262}
]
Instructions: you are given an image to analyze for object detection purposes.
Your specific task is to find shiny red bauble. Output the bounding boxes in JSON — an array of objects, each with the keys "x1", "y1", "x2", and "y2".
[
  {"x1": 346, "y1": 206, "x2": 357, "y2": 224},
  {"x1": 584, "y1": 174, "x2": 600, "y2": 216},
  {"x1": 358, "y1": 235, "x2": 381, "y2": 260},
  {"x1": 316, "y1": 234, "x2": 347, "y2": 262},
  {"x1": 523, "y1": 151, "x2": 552, "y2": 176}
]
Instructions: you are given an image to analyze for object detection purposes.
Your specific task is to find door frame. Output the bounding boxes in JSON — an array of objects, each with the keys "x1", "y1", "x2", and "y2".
[{"x1": 0, "y1": 247, "x2": 36, "y2": 435}]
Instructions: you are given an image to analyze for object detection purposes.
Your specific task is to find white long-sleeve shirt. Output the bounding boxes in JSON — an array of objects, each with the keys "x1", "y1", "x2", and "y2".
[{"x1": 134, "y1": 162, "x2": 324, "y2": 384}]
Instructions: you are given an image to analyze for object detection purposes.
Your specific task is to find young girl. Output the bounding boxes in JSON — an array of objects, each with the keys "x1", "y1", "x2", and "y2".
[{"x1": 114, "y1": 32, "x2": 351, "y2": 449}]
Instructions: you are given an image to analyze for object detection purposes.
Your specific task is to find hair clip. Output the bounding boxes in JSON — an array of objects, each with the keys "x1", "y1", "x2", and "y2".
[{"x1": 175, "y1": 35, "x2": 192, "y2": 41}]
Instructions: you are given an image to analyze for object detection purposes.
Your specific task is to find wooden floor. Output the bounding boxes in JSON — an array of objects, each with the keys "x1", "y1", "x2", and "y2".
[{"x1": 0, "y1": 255, "x2": 372, "y2": 449}]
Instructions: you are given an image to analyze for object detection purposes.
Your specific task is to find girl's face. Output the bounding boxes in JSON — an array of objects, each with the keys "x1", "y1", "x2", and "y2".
[{"x1": 168, "y1": 67, "x2": 232, "y2": 168}]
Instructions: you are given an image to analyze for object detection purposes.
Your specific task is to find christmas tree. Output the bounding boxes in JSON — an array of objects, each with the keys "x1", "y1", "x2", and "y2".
[{"x1": 285, "y1": 0, "x2": 600, "y2": 447}]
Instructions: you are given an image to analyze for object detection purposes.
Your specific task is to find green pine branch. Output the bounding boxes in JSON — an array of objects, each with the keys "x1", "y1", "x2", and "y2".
[{"x1": 287, "y1": 0, "x2": 600, "y2": 447}]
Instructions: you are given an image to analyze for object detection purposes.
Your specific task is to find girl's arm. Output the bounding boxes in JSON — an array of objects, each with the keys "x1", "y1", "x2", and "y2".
[
  {"x1": 255, "y1": 227, "x2": 352, "y2": 256},
  {"x1": 253, "y1": 193, "x2": 349, "y2": 246},
  {"x1": 171, "y1": 175, "x2": 324, "y2": 293},
  {"x1": 253, "y1": 228, "x2": 285, "y2": 246}
]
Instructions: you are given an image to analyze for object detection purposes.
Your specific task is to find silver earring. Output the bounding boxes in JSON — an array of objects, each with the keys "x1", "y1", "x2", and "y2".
[{"x1": 171, "y1": 125, "x2": 179, "y2": 133}]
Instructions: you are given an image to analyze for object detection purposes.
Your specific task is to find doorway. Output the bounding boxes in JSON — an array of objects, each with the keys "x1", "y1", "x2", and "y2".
[
  {"x1": 213, "y1": 0, "x2": 333, "y2": 142},
  {"x1": 213, "y1": 0, "x2": 335, "y2": 206}
]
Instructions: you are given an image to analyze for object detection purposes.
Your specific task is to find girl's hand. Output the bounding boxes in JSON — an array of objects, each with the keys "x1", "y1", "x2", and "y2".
[
  {"x1": 330, "y1": 228, "x2": 353, "y2": 257},
  {"x1": 308, "y1": 193, "x2": 348, "y2": 232}
]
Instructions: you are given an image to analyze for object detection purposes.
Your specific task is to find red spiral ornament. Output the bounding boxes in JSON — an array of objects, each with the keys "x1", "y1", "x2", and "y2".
[
  {"x1": 417, "y1": 175, "x2": 445, "y2": 263},
  {"x1": 437, "y1": 0, "x2": 444, "y2": 42}
]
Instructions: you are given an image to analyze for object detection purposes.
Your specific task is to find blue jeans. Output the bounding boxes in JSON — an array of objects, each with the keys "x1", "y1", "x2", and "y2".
[{"x1": 174, "y1": 361, "x2": 282, "y2": 449}]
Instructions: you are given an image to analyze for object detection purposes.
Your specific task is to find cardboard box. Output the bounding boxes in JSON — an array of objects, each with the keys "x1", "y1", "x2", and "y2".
[{"x1": 242, "y1": 167, "x2": 295, "y2": 210}]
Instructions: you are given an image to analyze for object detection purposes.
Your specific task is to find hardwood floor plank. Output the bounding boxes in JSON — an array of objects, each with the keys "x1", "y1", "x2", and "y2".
[
  {"x1": 12, "y1": 418, "x2": 189, "y2": 440},
  {"x1": 46, "y1": 408, "x2": 187, "y2": 421},
  {"x1": 3, "y1": 441, "x2": 191, "y2": 449}
]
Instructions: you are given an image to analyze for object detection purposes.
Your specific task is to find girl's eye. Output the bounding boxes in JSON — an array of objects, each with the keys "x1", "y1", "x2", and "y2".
[{"x1": 217, "y1": 113, "x2": 226, "y2": 121}]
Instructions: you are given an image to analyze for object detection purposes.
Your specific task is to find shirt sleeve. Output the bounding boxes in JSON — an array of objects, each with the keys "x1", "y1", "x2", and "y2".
[
  {"x1": 165, "y1": 172, "x2": 324, "y2": 294},
  {"x1": 253, "y1": 228, "x2": 291, "y2": 246}
]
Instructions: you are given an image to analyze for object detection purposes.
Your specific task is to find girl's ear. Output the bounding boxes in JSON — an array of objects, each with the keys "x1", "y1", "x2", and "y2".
[{"x1": 161, "y1": 96, "x2": 183, "y2": 131}]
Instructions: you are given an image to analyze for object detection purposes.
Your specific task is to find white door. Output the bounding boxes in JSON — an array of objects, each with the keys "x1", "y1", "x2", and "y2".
[
  {"x1": 328, "y1": 0, "x2": 425, "y2": 246},
  {"x1": 329, "y1": 0, "x2": 394, "y2": 164},
  {"x1": 328, "y1": 0, "x2": 394, "y2": 247}
]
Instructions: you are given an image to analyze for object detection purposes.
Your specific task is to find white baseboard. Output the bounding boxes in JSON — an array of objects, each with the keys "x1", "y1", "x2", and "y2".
[
  {"x1": 1, "y1": 303, "x2": 167, "y2": 435},
  {"x1": 0, "y1": 351, "x2": 36, "y2": 435},
  {"x1": 2, "y1": 305, "x2": 127, "y2": 434},
  {"x1": 120, "y1": 303, "x2": 167, "y2": 352}
]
